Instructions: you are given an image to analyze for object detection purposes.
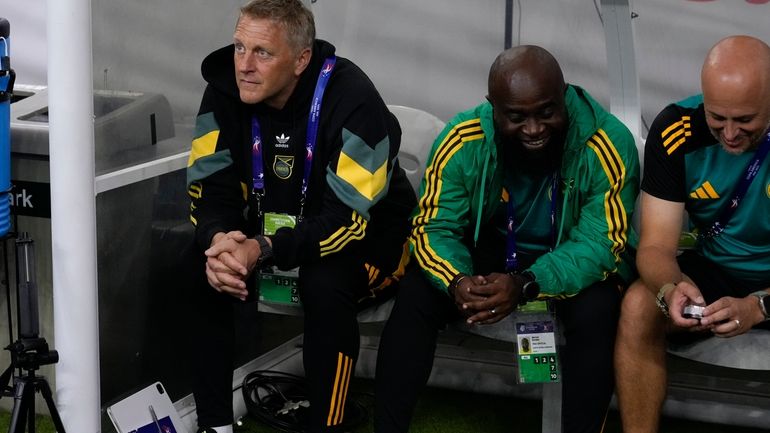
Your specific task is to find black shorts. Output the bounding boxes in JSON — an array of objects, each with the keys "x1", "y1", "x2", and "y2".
[{"x1": 677, "y1": 250, "x2": 769, "y2": 304}]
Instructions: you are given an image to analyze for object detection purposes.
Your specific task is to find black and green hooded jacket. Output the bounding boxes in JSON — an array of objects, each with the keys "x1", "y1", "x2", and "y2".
[{"x1": 186, "y1": 39, "x2": 416, "y2": 273}]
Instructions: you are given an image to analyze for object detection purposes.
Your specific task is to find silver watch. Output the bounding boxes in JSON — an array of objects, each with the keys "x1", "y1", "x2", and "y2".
[
  {"x1": 656, "y1": 283, "x2": 676, "y2": 319},
  {"x1": 750, "y1": 291, "x2": 770, "y2": 321}
]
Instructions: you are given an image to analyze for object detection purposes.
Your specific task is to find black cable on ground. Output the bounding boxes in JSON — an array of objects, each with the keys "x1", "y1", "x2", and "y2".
[{"x1": 242, "y1": 370, "x2": 369, "y2": 432}]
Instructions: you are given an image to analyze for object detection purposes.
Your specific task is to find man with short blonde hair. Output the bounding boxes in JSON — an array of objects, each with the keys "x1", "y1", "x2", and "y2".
[{"x1": 185, "y1": 1, "x2": 416, "y2": 432}]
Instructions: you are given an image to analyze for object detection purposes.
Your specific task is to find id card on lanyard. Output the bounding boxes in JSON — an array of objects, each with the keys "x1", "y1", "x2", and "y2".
[
  {"x1": 252, "y1": 57, "x2": 336, "y2": 306},
  {"x1": 257, "y1": 213, "x2": 300, "y2": 305},
  {"x1": 508, "y1": 172, "x2": 562, "y2": 383},
  {"x1": 515, "y1": 302, "x2": 561, "y2": 383}
]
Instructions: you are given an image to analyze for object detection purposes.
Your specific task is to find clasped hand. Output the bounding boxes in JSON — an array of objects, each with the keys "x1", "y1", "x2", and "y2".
[
  {"x1": 204, "y1": 231, "x2": 262, "y2": 301},
  {"x1": 454, "y1": 272, "x2": 523, "y2": 325}
]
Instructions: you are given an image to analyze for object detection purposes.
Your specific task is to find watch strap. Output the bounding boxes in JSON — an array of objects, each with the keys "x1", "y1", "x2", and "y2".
[
  {"x1": 449, "y1": 273, "x2": 467, "y2": 297},
  {"x1": 656, "y1": 283, "x2": 676, "y2": 319},
  {"x1": 255, "y1": 235, "x2": 273, "y2": 267},
  {"x1": 750, "y1": 290, "x2": 770, "y2": 320},
  {"x1": 510, "y1": 270, "x2": 540, "y2": 304},
  {"x1": 520, "y1": 270, "x2": 536, "y2": 284}
]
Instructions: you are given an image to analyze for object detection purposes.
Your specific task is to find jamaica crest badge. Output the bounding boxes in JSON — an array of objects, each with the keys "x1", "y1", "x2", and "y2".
[{"x1": 273, "y1": 155, "x2": 295, "y2": 179}]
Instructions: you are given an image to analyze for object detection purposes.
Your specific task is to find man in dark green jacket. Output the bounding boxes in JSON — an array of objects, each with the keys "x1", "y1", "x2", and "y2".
[{"x1": 375, "y1": 46, "x2": 639, "y2": 433}]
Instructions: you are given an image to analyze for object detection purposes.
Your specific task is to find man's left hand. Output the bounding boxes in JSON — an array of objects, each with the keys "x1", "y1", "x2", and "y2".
[
  {"x1": 700, "y1": 295, "x2": 764, "y2": 338},
  {"x1": 463, "y1": 272, "x2": 522, "y2": 325}
]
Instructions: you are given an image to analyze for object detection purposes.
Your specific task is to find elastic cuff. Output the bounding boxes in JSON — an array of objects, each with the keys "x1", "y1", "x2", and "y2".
[{"x1": 448, "y1": 273, "x2": 467, "y2": 296}]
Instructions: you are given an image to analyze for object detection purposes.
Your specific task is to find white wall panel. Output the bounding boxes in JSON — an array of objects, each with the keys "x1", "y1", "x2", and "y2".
[
  {"x1": 7, "y1": 0, "x2": 770, "y2": 130},
  {"x1": 91, "y1": 0, "x2": 243, "y2": 125},
  {"x1": 634, "y1": 0, "x2": 770, "y2": 136},
  {"x1": 313, "y1": 0, "x2": 609, "y2": 121}
]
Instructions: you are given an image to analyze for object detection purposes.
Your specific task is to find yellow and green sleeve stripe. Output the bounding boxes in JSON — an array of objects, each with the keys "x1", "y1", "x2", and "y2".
[
  {"x1": 411, "y1": 119, "x2": 484, "y2": 288},
  {"x1": 586, "y1": 128, "x2": 629, "y2": 262}
]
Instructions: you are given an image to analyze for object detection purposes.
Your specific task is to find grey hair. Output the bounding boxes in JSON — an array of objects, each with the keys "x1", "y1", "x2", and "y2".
[{"x1": 239, "y1": 0, "x2": 315, "y2": 52}]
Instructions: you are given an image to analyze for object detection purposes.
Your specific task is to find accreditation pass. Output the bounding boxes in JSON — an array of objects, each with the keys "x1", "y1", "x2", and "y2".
[{"x1": 515, "y1": 319, "x2": 560, "y2": 384}]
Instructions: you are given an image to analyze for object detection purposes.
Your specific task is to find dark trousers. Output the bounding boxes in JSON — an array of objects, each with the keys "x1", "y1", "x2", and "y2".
[
  {"x1": 188, "y1": 248, "x2": 369, "y2": 432},
  {"x1": 374, "y1": 267, "x2": 621, "y2": 433},
  {"x1": 185, "y1": 245, "x2": 237, "y2": 429},
  {"x1": 299, "y1": 254, "x2": 368, "y2": 432}
]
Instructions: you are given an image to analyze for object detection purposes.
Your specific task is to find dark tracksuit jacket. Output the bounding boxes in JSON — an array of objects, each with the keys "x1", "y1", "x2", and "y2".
[
  {"x1": 185, "y1": 39, "x2": 416, "y2": 430},
  {"x1": 187, "y1": 39, "x2": 415, "y2": 281}
]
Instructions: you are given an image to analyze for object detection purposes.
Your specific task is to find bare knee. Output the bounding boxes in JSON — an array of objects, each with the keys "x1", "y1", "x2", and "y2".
[{"x1": 618, "y1": 280, "x2": 664, "y2": 336}]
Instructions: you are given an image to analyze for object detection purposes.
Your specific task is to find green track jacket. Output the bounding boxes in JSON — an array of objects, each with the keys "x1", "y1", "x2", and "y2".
[{"x1": 411, "y1": 85, "x2": 640, "y2": 297}]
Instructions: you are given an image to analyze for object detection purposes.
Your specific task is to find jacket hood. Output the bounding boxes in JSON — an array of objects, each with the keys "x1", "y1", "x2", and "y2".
[
  {"x1": 562, "y1": 85, "x2": 612, "y2": 155},
  {"x1": 200, "y1": 39, "x2": 337, "y2": 107}
]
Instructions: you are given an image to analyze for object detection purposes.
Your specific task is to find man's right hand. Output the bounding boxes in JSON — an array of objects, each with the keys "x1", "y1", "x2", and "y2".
[{"x1": 667, "y1": 280, "x2": 706, "y2": 329}]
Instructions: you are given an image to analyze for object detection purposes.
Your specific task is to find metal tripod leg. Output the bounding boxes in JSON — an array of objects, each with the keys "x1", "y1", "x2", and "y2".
[
  {"x1": 8, "y1": 376, "x2": 66, "y2": 433},
  {"x1": 9, "y1": 377, "x2": 29, "y2": 433},
  {"x1": 38, "y1": 378, "x2": 66, "y2": 433}
]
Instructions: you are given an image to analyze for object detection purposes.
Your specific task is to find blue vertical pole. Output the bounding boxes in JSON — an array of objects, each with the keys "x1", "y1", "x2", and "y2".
[{"x1": 0, "y1": 18, "x2": 13, "y2": 238}]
